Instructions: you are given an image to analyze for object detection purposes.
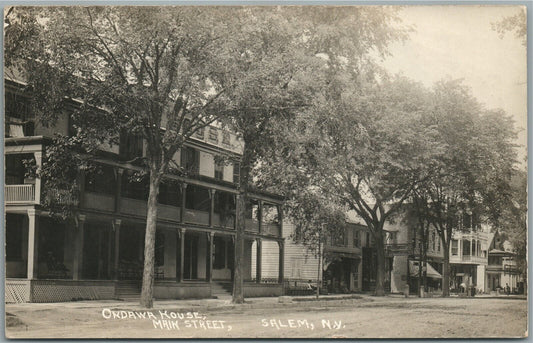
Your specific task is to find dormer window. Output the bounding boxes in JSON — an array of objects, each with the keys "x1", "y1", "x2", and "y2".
[
  {"x1": 194, "y1": 127, "x2": 205, "y2": 140},
  {"x1": 208, "y1": 128, "x2": 218, "y2": 143},
  {"x1": 222, "y1": 132, "x2": 230, "y2": 145}
]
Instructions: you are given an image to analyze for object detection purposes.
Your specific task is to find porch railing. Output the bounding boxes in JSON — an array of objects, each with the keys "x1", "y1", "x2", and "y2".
[{"x1": 5, "y1": 184, "x2": 35, "y2": 203}]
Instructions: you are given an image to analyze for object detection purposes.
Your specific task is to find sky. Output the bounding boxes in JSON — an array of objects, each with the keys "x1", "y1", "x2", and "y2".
[{"x1": 378, "y1": 5, "x2": 527, "y2": 166}]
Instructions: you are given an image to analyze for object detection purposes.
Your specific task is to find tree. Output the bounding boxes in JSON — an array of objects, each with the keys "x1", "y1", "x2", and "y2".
[
  {"x1": 5, "y1": 6, "x2": 253, "y2": 308},
  {"x1": 235, "y1": 7, "x2": 410, "y2": 298},
  {"x1": 263, "y1": 72, "x2": 438, "y2": 296},
  {"x1": 492, "y1": 8, "x2": 527, "y2": 46},
  {"x1": 217, "y1": 6, "x2": 409, "y2": 303},
  {"x1": 412, "y1": 79, "x2": 518, "y2": 297}
]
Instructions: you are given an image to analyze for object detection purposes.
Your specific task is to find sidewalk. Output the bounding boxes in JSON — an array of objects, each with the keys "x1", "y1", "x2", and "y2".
[
  {"x1": 7, "y1": 292, "x2": 527, "y2": 315},
  {"x1": 6, "y1": 293, "x2": 375, "y2": 313}
]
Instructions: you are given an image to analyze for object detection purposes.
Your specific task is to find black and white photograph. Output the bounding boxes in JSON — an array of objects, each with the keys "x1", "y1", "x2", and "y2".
[{"x1": 3, "y1": 4, "x2": 528, "y2": 339}]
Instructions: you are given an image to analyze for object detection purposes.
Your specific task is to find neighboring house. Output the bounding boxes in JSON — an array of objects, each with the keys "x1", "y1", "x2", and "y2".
[
  {"x1": 257, "y1": 212, "x2": 375, "y2": 294},
  {"x1": 5, "y1": 78, "x2": 285, "y2": 303},
  {"x1": 322, "y1": 221, "x2": 371, "y2": 293},
  {"x1": 387, "y1": 206, "x2": 505, "y2": 295},
  {"x1": 486, "y1": 234, "x2": 524, "y2": 294},
  {"x1": 448, "y1": 226, "x2": 493, "y2": 294},
  {"x1": 384, "y1": 209, "x2": 444, "y2": 295}
]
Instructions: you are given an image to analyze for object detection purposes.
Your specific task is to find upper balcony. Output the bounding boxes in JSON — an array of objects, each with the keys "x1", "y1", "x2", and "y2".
[
  {"x1": 79, "y1": 169, "x2": 281, "y2": 236},
  {"x1": 449, "y1": 254, "x2": 487, "y2": 265},
  {"x1": 5, "y1": 184, "x2": 36, "y2": 204}
]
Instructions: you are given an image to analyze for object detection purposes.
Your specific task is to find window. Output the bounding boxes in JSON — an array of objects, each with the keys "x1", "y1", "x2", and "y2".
[
  {"x1": 262, "y1": 203, "x2": 279, "y2": 225},
  {"x1": 222, "y1": 132, "x2": 230, "y2": 145},
  {"x1": 119, "y1": 131, "x2": 143, "y2": 161},
  {"x1": 462, "y1": 239, "x2": 470, "y2": 256},
  {"x1": 84, "y1": 165, "x2": 116, "y2": 195},
  {"x1": 333, "y1": 229, "x2": 345, "y2": 247},
  {"x1": 214, "y1": 161, "x2": 224, "y2": 180},
  {"x1": 208, "y1": 128, "x2": 218, "y2": 143},
  {"x1": 431, "y1": 231, "x2": 436, "y2": 251},
  {"x1": 387, "y1": 231, "x2": 397, "y2": 244},
  {"x1": 158, "y1": 179, "x2": 181, "y2": 206},
  {"x1": 233, "y1": 162, "x2": 240, "y2": 184},
  {"x1": 437, "y1": 234, "x2": 441, "y2": 252},
  {"x1": 181, "y1": 146, "x2": 199, "y2": 175},
  {"x1": 353, "y1": 230, "x2": 361, "y2": 248},
  {"x1": 194, "y1": 127, "x2": 205, "y2": 140},
  {"x1": 5, "y1": 92, "x2": 34, "y2": 137},
  {"x1": 451, "y1": 239, "x2": 458, "y2": 255},
  {"x1": 6, "y1": 214, "x2": 23, "y2": 261},
  {"x1": 245, "y1": 198, "x2": 260, "y2": 221}
]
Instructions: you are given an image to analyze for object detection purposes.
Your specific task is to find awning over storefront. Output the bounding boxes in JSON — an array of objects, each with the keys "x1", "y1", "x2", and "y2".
[{"x1": 409, "y1": 260, "x2": 442, "y2": 279}]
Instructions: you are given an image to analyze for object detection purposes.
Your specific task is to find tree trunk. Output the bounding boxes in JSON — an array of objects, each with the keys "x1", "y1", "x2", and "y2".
[
  {"x1": 374, "y1": 229, "x2": 386, "y2": 296},
  {"x1": 442, "y1": 243, "x2": 450, "y2": 297},
  {"x1": 233, "y1": 191, "x2": 245, "y2": 304},
  {"x1": 233, "y1": 145, "x2": 251, "y2": 304},
  {"x1": 140, "y1": 170, "x2": 161, "y2": 308}
]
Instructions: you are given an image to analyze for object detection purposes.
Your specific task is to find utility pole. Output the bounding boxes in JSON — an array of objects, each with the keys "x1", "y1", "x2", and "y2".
[{"x1": 316, "y1": 225, "x2": 324, "y2": 299}]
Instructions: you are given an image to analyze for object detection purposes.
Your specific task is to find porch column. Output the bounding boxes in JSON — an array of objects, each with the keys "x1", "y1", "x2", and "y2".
[
  {"x1": 112, "y1": 219, "x2": 122, "y2": 280},
  {"x1": 27, "y1": 209, "x2": 40, "y2": 279},
  {"x1": 206, "y1": 232, "x2": 214, "y2": 282},
  {"x1": 255, "y1": 238, "x2": 262, "y2": 283},
  {"x1": 234, "y1": 194, "x2": 238, "y2": 230},
  {"x1": 73, "y1": 214, "x2": 86, "y2": 280},
  {"x1": 358, "y1": 258, "x2": 363, "y2": 290},
  {"x1": 278, "y1": 240, "x2": 285, "y2": 284},
  {"x1": 114, "y1": 168, "x2": 123, "y2": 213},
  {"x1": 209, "y1": 189, "x2": 216, "y2": 228},
  {"x1": 277, "y1": 205, "x2": 283, "y2": 237},
  {"x1": 258, "y1": 200, "x2": 263, "y2": 234},
  {"x1": 33, "y1": 152, "x2": 42, "y2": 205},
  {"x1": 180, "y1": 183, "x2": 187, "y2": 223},
  {"x1": 107, "y1": 226, "x2": 113, "y2": 279},
  {"x1": 178, "y1": 228, "x2": 186, "y2": 282}
]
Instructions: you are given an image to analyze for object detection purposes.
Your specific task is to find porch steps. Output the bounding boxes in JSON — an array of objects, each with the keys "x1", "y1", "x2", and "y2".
[
  {"x1": 115, "y1": 281, "x2": 141, "y2": 300},
  {"x1": 211, "y1": 281, "x2": 232, "y2": 298}
]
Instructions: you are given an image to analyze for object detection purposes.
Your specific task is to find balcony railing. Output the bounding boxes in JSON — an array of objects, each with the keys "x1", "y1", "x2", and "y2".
[
  {"x1": 455, "y1": 255, "x2": 487, "y2": 264},
  {"x1": 385, "y1": 243, "x2": 412, "y2": 256},
  {"x1": 5, "y1": 184, "x2": 35, "y2": 203}
]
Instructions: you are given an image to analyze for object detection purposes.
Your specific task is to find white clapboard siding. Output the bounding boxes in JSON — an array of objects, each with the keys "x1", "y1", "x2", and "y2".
[{"x1": 251, "y1": 220, "x2": 321, "y2": 281}]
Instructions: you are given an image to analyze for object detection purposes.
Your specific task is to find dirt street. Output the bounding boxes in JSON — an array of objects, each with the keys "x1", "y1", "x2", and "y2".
[{"x1": 5, "y1": 296, "x2": 528, "y2": 339}]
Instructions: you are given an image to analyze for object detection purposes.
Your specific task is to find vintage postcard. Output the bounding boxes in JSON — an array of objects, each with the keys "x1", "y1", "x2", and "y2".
[{"x1": 4, "y1": 4, "x2": 528, "y2": 339}]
